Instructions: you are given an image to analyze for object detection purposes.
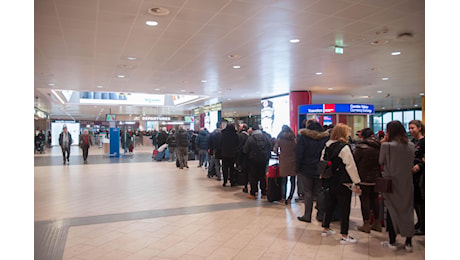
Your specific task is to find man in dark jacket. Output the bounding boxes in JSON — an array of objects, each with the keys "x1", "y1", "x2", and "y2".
[
  {"x1": 353, "y1": 128, "x2": 382, "y2": 233},
  {"x1": 296, "y1": 122, "x2": 329, "y2": 222},
  {"x1": 176, "y1": 126, "x2": 189, "y2": 169},
  {"x1": 166, "y1": 129, "x2": 177, "y2": 162},
  {"x1": 195, "y1": 128, "x2": 210, "y2": 168},
  {"x1": 156, "y1": 127, "x2": 168, "y2": 148},
  {"x1": 243, "y1": 125, "x2": 272, "y2": 199},
  {"x1": 209, "y1": 122, "x2": 224, "y2": 180},
  {"x1": 237, "y1": 124, "x2": 249, "y2": 192},
  {"x1": 220, "y1": 123, "x2": 239, "y2": 186},
  {"x1": 59, "y1": 125, "x2": 73, "y2": 164}
]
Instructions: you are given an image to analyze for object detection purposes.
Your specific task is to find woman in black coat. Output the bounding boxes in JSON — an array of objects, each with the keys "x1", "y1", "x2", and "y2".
[{"x1": 220, "y1": 123, "x2": 239, "y2": 186}]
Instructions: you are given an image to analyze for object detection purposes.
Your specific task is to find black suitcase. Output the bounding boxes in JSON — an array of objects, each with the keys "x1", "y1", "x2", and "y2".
[
  {"x1": 207, "y1": 157, "x2": 216, "y2": 177},
  {"x1": 316, "y1": 187, "x2": 340, "y2": 222},
  {"x1": 231, "y1": 168, "x2": 247, "y2": 186},
  {"x1": 267, "y1": 177, "x2": 283, "y2": 202}
]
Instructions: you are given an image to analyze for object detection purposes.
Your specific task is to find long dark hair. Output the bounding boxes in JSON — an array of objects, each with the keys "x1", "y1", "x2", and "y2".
[
  {"x1": 386, "y1": 121, "x2": 408, "y2": 144},
  {"x1": 277, "y1": 125, "x2": 295, "y2": 140}
]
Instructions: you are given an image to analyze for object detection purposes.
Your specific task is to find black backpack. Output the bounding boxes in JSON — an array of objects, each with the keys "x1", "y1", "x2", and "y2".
[
  {"x1": 318, "y1": 142, "x2": 349, "y2": 181},
  {"x1": 250, "y1": 134, "x2": 271, "y2": 162}
]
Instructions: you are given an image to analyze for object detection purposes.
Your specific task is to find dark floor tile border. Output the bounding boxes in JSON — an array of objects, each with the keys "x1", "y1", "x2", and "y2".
[{"x1": 34, "y1": 200, "x2": 276, "y2": 260}]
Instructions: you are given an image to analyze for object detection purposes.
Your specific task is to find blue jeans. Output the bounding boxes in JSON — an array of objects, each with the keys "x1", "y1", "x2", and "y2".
[{"x1": 199, "y1": 149, "x2": 208, "y2": 167}]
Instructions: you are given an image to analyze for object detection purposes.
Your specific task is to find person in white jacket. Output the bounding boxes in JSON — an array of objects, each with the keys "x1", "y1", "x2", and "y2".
[{"x1": 320, "y1": 123, "x2": 361, "y2": 245}]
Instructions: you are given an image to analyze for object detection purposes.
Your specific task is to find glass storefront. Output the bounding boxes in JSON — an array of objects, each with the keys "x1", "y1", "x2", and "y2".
[{"x1": 371, "y1": 109, "x2": 422, "y2": 134}]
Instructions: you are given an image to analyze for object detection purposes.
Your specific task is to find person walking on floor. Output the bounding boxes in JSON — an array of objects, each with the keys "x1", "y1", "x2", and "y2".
[
  {"x1": 79, "y1": 129, "x2": 93, "y2": 163},
  {"x1": 273, "y1": 125, "x2": 298, "y2": 205},
  {"x1": 59, "y1": 125, "x2": 73, "y2": 164},
  {"x1": 220, "y1": 123, "x2": 239, "y2": 187},
  {"x1": 295, "y1": 121, "x2": 329, "y2": 221},
  {"x1": 320, "y1": 123, "x2": 361, "y2": 244},
  {"x1": 409, "y1": 119, "x2": 425, "y2": 236},
  {"x1": 379, "y1": 120, "x2": 415, "y2": 252},
  {"x1": 243, "y1": 124, "x2": 272, "y2": 200},
  {"x1": 176, "y1": 126, "x2": 189, "y2": 169},
  {"x1": 353, "y1": 128, "x2": 382, "y2": 233}
]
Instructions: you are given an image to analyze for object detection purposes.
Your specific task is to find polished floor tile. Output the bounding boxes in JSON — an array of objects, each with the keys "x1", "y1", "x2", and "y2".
[{"x1": 35, "y1": 145, "x2": 425, "y2": 259}]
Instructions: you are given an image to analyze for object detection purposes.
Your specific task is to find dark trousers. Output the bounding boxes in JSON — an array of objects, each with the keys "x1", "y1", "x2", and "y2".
[
  {"x1": 322, "y1": 184, "x2": 352, "y2": 235},
  {"x1": 222, "y1": 157, "x2": 236, "y2": 185},
  {"x1": 248, "y1": 160, "x2": 267, "y2": 196},
  {"x1": 177, "y1": 146, "x2": 188, "y2": 167},
  {"x1": 300, "y1": 175, "x2": 322, "y2": 220},
  {"x1": 386, "y1": 209, "x2": 413, "y2": 245},
  {"x1": 82, "y1": 145, "x2": 89, "y2": 160},
  {"x1": 61, "y1": 146, "x2": 70, "y2": 162},
  {"x1": 281, "y1": 176, "x2": 296, "y2": 200},
  {"x1": 359, "y1": 185, "x2": 380, "y2": 221},
  {"x1": 414, "y1": 185, "x2": 425, "y2": 232}
]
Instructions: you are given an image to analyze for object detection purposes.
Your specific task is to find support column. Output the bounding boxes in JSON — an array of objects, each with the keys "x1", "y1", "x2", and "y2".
[{"x1": 289, "y1": 91, "x2": 312, "y2": 134}]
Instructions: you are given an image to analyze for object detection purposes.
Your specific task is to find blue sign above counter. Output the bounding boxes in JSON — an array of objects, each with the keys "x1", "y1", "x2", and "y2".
[{"x1": 299, "y1": 104, "x2": 374, "y2": 114}]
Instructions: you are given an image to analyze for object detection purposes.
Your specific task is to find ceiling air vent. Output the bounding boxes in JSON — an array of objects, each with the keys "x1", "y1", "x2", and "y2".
[
  {"x1": 397, "y1": 32, "x2": 414, "y2": 40},
  {"x1": 148, "y1": 7, "x2": 170, "y2": 16}
]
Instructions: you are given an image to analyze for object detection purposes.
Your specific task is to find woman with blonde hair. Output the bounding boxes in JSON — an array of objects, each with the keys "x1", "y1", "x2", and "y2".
[{"x1": 320, "y1": 123, "x2": 361, "y2": 244}]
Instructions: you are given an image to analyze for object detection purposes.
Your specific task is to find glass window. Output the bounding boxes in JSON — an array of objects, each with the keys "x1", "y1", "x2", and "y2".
[
  {"x1": 403, "y1": 111, "x2": 414, "y2": 131},
  {"x1": 415, "y1": 110, "x2": 422, "y2": 120},
  {"x1": 382, "y1": 112, "x2": 392, "y2": 132},
  {"x1": 372, "y1": 114, "x2": 382, "y2": 133},
  {"x1": 393, "y1": 111, "x2": 402, "y2": 122}
]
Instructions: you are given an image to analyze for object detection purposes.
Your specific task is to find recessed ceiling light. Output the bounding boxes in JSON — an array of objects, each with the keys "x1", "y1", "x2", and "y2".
[
  {"x1": 382, "y1": 107, "x2": 386, "y2": 109},
  {"x1": 146, "y1": 21, "x2": 158, "y2": 26},
  {"x1": 201, "y1": 80, "x2": 207, "y2": 83},
  {"x1": 127, "y1": 57, "x2": 137, "y2": 61},
  {"x1": 377, "y1": 90, "x2": 383, "y2": 93},
  {"x1": 316, "y1": 72, "x2": 323, "y2": 75},
  {"x1": 233, "y1": 65, "x2": 241, "y2": 69},
  {"x1": 382, "y1": 77, "x2": 389, "y2": 80},
  {"x1": 391, "y1": 51, "x2": 401, "y2": 56},
  {"x1": 154, "y1": 88, "x2": 160, "y2": 91},
  {"x1": 97, "y1": 85, "x2": 103, "y2": 88},
  {"x1": 117, "y1": 75, "x2": 126, "y2": 78},
  {"x1": 180, "y1": 89, "x2": 186, "y2": 92},
  {"x1": 419, "y1": 93, "x2": 424, "y2": 96},
  {"x1": 227, "y1": 98, "x2": 232, "y2": 101},
  {"x1": 328, "y1": 88, "x2": 333, "y2": 90},
  {"x1": 48, "y1": 83, "x2": 55, "y2": 86},
  {"x1": 290, "y1": 39, "x2": 300, "y2": 43},
  {"x1": 414, "y1": 104, "x2": 419, "y2": 107}
]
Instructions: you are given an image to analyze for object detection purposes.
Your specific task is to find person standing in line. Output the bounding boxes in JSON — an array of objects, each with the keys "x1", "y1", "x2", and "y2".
[
  {"x1": 176, "y1": 126, "x2": 189, "y2": 169},
  {"x1": 236, "y1": 124, "x2": 250, "y2": 193},
  {"x1": 59, "y1": 125, "x2": 73, "y2": 164},
  {"x1": 409, "y1": 120, "x2": 425, "y2": 236},
  {"x1": 353, "y1": 128, "x2": 382, "y2": 233},
  {"x1": 195, "y1": 127, "x2": 210, "y2": 168},
  {"x1": 295, "y1": 121, "x2": 329, "y2": 221},
  {"x1": 320, "y1": 123, "x2": 361, "y2": 244},
  {"x1": 79, "y1": 129, "x2": 93, "y2": 163},
  {"x1": 220, "y1": 123, "x2": 239, "y2": 187},
  {"x1": 273, "y1": 125, "x2": 297, "y2": 205},
  {"x1": 167, "y1": 129, "x2": 177, "y2": 162},
  {"x1": 243, "y1": 124, "x2": 272, "y2": 200},
  {"x1": 379, "y1": 120, "x2": 415, "y2": 252},
  {"x1": 209, "y1": 121, "x2": 224, "y2": 180},
  {"x1": 156, "y1": 127, "x2": 168, "y2": 148}
]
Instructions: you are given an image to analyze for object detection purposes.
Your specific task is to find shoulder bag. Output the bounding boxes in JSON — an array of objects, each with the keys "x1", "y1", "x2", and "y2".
[{"x1": 374, "y1": 144, "x2": 392, "y2": 193}]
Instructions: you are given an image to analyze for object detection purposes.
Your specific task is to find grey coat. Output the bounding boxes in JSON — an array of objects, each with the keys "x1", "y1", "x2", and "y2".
[{"x1": 379, "y1": 141, "x2": 415, "y2": 237}]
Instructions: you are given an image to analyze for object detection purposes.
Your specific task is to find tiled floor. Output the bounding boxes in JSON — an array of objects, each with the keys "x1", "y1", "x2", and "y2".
[{"x1": 35, "y1": 145, "x2": 425, "y2": 260}]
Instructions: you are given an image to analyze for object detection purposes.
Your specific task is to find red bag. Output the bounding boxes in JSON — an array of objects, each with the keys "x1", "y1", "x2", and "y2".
[
  {"x1": 152, "y1": 150, "x2": 158, "y2": 155},
  {"x1": 268, "y1": 164, "x2": 280, "y2": 178}
]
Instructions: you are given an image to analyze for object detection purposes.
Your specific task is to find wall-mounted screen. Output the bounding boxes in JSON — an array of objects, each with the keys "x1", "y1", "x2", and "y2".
[{"x1": 106, "y1": 114, "x2": 116, "y2": 121}]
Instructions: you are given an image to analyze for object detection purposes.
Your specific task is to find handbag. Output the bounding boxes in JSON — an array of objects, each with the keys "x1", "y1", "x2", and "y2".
[{"x1": 375, "y1": 144, "x2": 392, "y2": 193}]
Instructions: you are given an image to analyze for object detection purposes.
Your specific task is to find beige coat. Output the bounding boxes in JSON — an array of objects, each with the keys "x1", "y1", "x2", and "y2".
[{"x1": 273, "y1": 132, "x2": 297, "y2": 177}]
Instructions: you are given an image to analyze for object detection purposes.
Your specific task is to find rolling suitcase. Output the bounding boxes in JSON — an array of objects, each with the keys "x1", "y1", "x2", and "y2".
[
  {"x1": 154, "y1": 151, "x2": 165, "y2": 161},
  {"x1": 267, "y1": 164, "x2": 283, "y2": 202}
]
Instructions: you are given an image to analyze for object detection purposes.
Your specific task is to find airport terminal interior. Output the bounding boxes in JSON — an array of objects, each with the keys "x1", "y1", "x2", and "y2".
[{"x1": 27, "y1": 0, "x2": 439, "y2": 259}]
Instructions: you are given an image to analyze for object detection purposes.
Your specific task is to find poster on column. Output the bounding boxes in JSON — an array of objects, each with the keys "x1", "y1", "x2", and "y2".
[{"x1": 261, "y1": 94, "x2": 290, "y2": 137}]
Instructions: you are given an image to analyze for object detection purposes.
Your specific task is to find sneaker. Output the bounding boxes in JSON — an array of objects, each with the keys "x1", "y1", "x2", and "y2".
[
  {"x1": 381, "y1": 241, "x2": 398, "y2": 250},
  {"x1": 322, "y1": 229, "x2": 336, "y2": 237},
  {"x1": 340, "y1": 235, "x2": 357, "y2": 244},
  {"x1": 405, "y1": 244, "x2": 413, "y2": 252}
]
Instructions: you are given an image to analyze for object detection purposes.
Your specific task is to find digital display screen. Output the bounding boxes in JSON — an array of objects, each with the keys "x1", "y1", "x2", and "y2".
[{"x1": 106, "y1": 114, "x2": 116, "y2": 121}]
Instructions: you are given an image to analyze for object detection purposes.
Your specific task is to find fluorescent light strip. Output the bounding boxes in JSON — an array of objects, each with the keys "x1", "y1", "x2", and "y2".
[{"x1": 51, "y1": 89, "x2": 65, "y2": 104}]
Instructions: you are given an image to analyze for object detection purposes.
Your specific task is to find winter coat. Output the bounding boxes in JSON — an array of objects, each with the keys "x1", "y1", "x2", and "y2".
[
  {"x1": 166, "y1": 132, "x2": 177, "y2": 147},
  {"x1": 353, "y1": 137, "x2": 381, "y2": 184},
  {"x1": 273, "y1": 131, "x2": 296, "y2": 177},
  {"x1": 176, "y1": 129, "x2": 189, "y2": 147},
  {"x1": 209, "y1": 129, "x2": 222, "y2": 159},
  {"x1": 379, "y1": 141, "x2": 415, "y2": 237},
  {"x1": 236, "y1": 131, "x2": 249, "y2": 167},
  {"x1": 295, "y1": 128, "x2": 329, "y2": 177},
  {"x1": 220, "y1": 125, "x2": 239, "y2": 159},
  {"x1": 157, "y1": 131, "x2": 168, "y2": 147},
  {"x1": 243, "y1": 130, "x2": 272, "y2": 162},
  {"x1": 59, "y1": 132, "x2": 73, "y2": 147},
  {"x1": 195, "y1": 130, "x2": 210, "y2": 150}
]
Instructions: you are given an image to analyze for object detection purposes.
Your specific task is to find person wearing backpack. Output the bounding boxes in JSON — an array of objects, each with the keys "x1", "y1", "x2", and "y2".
[
  {"x1": 243, "y1": 125, "x2": 272, "y2": 199},
  {"x1": 320, "y1": 123, "x2": 361, "y2": 244}
]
